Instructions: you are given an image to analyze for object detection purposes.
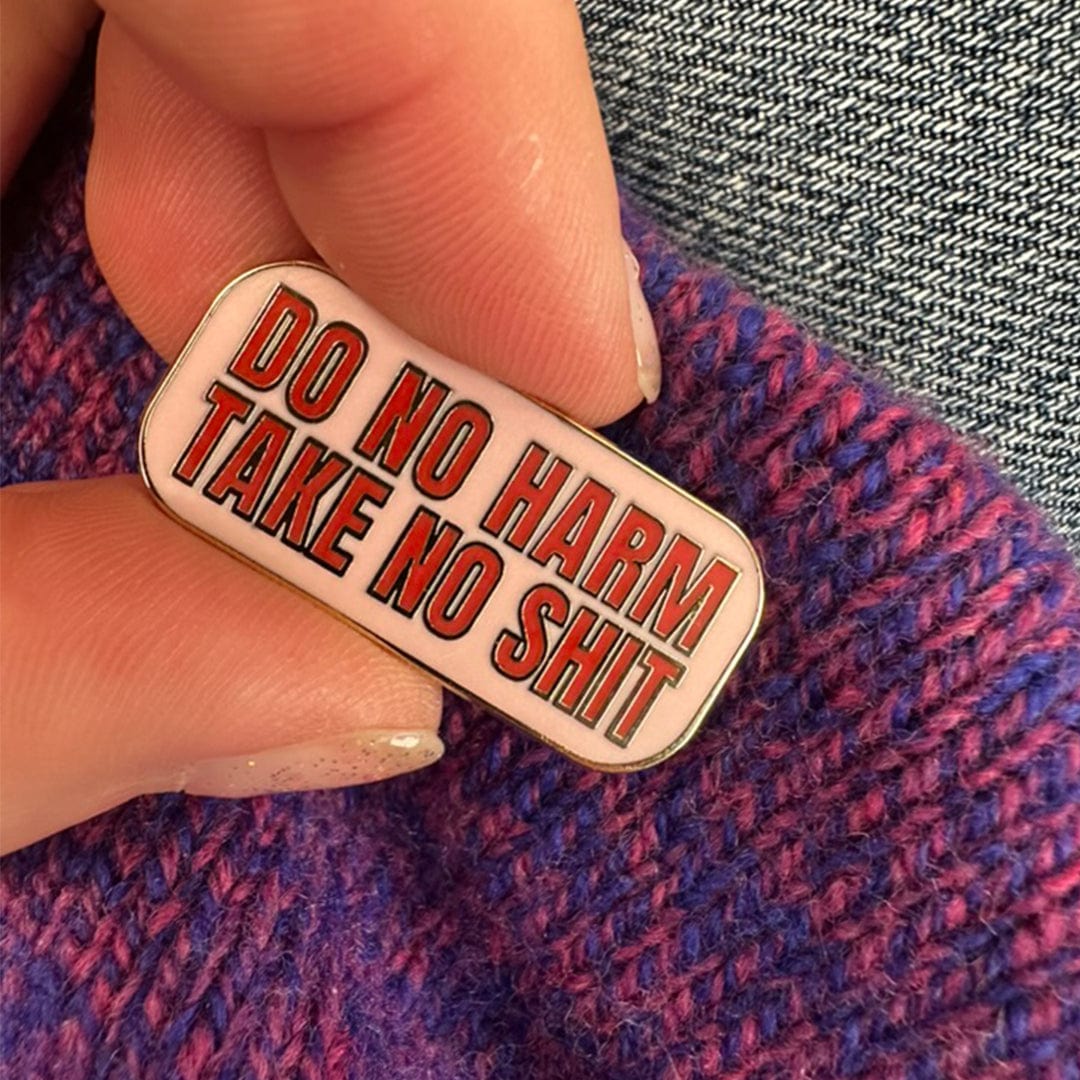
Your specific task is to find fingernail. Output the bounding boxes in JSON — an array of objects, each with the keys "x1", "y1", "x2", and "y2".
[
  {"x1": 176, "y1": 729, "x2": 444, "y2": 797},
  {"x1": 624, "y1": 244, "x2": 662, "y2": 403}
]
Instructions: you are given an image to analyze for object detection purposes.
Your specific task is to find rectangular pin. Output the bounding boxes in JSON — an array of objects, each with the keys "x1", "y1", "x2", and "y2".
[{"x1": 139, "y1": 263, "x2": 763, "y2": 770}]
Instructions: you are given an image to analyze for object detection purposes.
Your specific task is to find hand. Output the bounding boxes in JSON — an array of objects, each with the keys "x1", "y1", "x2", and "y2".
[{"x1": 0, "y1": 0, "x2": 660, "y2": 853}]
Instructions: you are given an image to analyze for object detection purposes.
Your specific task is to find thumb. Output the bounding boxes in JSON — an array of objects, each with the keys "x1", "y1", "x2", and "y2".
[{"x1": 0, "y1": 476, "x2": 443, "y2": 854}]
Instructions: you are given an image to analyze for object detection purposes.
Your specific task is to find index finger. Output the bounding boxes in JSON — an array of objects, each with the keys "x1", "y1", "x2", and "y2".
[{"x1": 92, "y1": 0, "x2": 656, "y2": 426}]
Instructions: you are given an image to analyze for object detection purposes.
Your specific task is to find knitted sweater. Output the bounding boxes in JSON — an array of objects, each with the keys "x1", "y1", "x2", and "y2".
[{"x1": 2, "y1": 90, "x2": 1079, "y2": 1080}]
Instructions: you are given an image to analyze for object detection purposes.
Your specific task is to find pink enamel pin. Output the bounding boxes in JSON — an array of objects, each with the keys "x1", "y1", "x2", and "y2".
[{"x1": 139, "y1": 264, "x2": 764, "y2": 770}]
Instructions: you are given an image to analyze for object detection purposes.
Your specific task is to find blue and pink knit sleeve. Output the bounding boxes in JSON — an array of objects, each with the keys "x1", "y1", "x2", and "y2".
[{"x1": 2, "y1": 92, "x2": 1078, "y2": 1079}]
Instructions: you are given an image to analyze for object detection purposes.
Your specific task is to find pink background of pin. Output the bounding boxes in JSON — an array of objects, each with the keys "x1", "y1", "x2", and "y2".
[{"x1": 140, "y1": 264, "x2": 763, "y2": 770}]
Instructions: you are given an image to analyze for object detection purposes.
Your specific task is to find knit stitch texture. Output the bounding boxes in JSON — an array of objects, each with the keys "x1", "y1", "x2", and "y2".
[{"x1": 2, "y1": 88, "x2": 1079, "y2": 1080}]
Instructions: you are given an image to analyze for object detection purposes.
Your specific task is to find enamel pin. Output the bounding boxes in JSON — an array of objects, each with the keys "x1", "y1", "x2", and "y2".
[{"x1": 140, "y1": 264, "x2": 763, "y2": 770}]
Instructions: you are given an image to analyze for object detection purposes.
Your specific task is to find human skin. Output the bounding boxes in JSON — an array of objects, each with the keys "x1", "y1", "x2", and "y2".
[{"x1": 0, "y1": 0, "x2": 660, "y2": 852}]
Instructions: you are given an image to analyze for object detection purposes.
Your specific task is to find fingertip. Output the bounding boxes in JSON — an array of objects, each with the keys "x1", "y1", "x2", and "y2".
[
  {"x1": 0, "y1": 0, "x2": 98, "y2": 192},
  {"x1": 175, "y1": 728, "x2": 445, "y2": 799}
]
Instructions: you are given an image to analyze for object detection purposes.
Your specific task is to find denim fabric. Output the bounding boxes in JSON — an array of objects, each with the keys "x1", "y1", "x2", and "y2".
[{"x1": 581, "y1": 0, "x2": 1080, "y2": 548}]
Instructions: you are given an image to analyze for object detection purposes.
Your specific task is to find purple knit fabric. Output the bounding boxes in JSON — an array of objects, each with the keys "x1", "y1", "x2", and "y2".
[{"x1": 2, "y1": 88, "x2": 1079, "y2": 1080}]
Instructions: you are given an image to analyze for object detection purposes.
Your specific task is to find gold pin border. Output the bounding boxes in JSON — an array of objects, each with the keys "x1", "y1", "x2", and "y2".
[{"x1": 138, "y1": 262, "x2": 765, "y2": 773}]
